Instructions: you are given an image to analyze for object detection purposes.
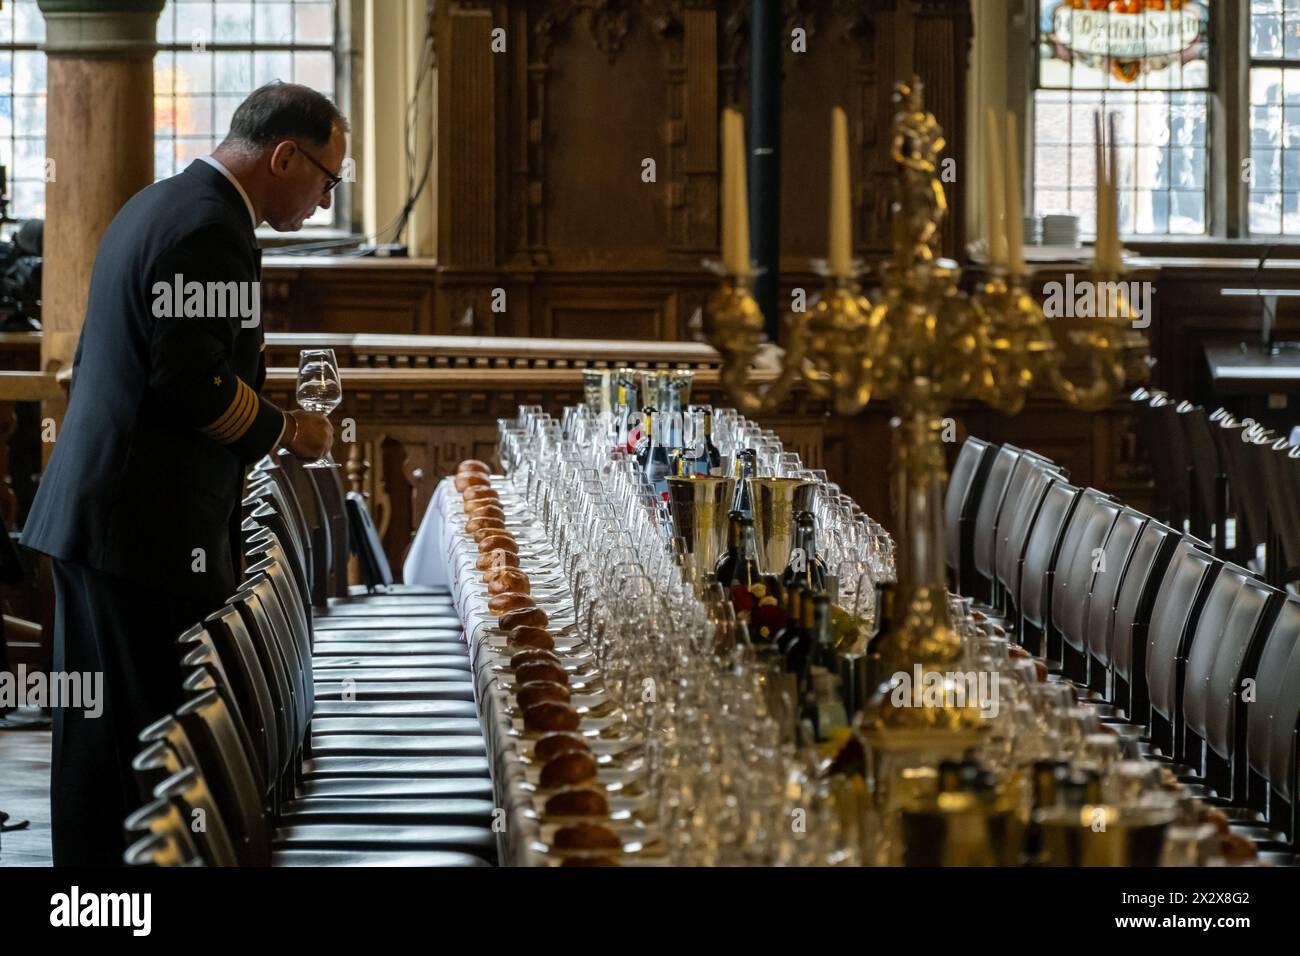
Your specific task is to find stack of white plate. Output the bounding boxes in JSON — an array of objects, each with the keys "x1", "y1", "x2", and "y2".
[
  {"x1": 1041, "y1": 213, "x2": 1079, "y2": 247},
  {"x1": 1023, "y1": 215, "x2": 1042, "y2": 246}
]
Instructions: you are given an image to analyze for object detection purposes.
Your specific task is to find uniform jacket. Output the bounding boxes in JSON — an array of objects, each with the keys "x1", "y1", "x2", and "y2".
[{"x1": 21, "y1": 160, "x2": 283, "y2": 606}]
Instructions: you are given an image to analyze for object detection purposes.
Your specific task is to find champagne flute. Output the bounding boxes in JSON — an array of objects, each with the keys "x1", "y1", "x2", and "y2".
[{"x1": 295, "y1": 348, "x2": 342, "y2": 469}]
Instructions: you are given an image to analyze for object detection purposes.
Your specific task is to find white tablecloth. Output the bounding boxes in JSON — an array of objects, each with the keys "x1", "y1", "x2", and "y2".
[
  {"x1": 413, "y1": 476, "x2": 657, "y2": 866},
  {"x1": 401, "y1": 480, "x2": 452, "y2": 587},
  {"x1": 414, "y1": 477, "x2": 542, "y2": 865}
]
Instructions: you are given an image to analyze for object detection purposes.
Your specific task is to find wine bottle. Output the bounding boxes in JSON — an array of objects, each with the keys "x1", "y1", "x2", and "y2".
[
  {"x1": 699, "y1": 407, "x2": 722, "y2": 476},
  {"x1": 779, "y1": 587, "x2": 816, "y2": 685},
  {"x1": 808, "y1": 671, "x2": 848, "y2": 742},
  {"x1": 634, "y1": 407, "x2": 655, "y2": 469},
  {"x1": 782, "y1": 511, "x2": 828, "y2": 593},
  {"x1": 731, "y1": 448, "x2": 757, "y2": 517},
  {"x1": 670, "y1": 447, "x2": 688, "y2": 479},
  {"x1": 646, "y1": 410, "x2": 672, "y2": 496},
  {"x1": 714, "y1": 510, "x2": 745, "y2": 585},
  {"x1": 716, "y1": 511, "x2": 762, "y2": 591},
  {"x1": 615, "y1": 381, "x2": 635, "y2": 451},
  {"x1": 613, "y1": 380, "x2": 630, "y2": 451},
  {"x1": 682, "y1": 407, "x2": 707, "y2": 475},
  {"x1": 809, "y1": 593, "x2": 839, "y2": 676},
  {"x1": 867, "y1": 580, "x2": 896, "y2": 656},
  {"x1": 1022, "y1": 759, "x2": 1070, "y2": 865},
  {"x1": 771, "y1": 584, "x2": 805, "y2": 654}
]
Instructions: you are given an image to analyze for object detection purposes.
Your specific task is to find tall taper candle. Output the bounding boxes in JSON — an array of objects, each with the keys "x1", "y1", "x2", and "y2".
[
  {"x1": 829, "y1": 106, "x2": 853, "y2": 277},
  {"x1": 1005, "y1": 111, "x2": 1025, "y2": 276},
  {"x1": 721, "y1": 109, "x2": 751, "y2": 276},
  {"x1": 983, "y1": 107, "x2": 1006, "y2": 267},
  {"x1": 721, "y1": 109, "x2": 739, "y2": 274}
]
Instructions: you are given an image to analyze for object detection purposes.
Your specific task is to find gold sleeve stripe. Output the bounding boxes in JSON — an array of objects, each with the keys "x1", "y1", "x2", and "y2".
[
  {"x1": 214, "y1": 383, "x2": 258, "y2": 443},
  {"x1": 222, "y1": 388, "x2": 261, "y2": 443},
  {"x1": 201, "y1": 381, "x2": 248, "y2": 440},
  {"x1": 201, "y1": 380, "x2": 251, "y2": 441},
  {"x1": 203, "y1": 380, "x2": 255, "y2": 443}
]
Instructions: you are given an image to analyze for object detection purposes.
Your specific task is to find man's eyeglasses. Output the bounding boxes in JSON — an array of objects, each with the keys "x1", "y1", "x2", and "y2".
[{"x1": 296, "y1": 143, "x2": 342, "y2": 193}]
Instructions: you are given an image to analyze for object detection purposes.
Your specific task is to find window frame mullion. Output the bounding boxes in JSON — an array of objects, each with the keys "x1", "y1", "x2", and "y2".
[{"x1": 1222, "y1": 0, "x2": 1248, "y2": 238}]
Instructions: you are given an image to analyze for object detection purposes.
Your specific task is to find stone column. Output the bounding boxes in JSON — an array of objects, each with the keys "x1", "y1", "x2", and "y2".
[{"x1": 37, "y1": 0, "x2": 164, "y2": 381}]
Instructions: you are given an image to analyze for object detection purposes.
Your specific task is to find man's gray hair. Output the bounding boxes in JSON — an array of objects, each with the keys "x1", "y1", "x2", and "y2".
[{"x1": 221, "y1": 81, "x2": 348, "y2": 153}]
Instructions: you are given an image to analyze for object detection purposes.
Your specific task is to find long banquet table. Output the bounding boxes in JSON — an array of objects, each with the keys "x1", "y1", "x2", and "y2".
[{"x1": 406, "y1": 476, "x2": 656, "y2": 866}]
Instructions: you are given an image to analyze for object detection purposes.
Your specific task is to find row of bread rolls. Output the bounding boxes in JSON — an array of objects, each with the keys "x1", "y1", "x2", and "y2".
[{"x1": 456, "y1": 458, "x2": 621, "y2": 865}]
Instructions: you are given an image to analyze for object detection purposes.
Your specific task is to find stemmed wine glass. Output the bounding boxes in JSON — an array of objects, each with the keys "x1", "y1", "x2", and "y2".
[{"x1": 296, "y1": 348, "x2": 342, "y2": 469}]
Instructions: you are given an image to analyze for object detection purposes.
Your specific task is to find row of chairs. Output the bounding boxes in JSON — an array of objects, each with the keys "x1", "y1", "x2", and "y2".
[
  {"x1": 945, "y1": 437, "x2": 1300, "y2": 855},
  {"x1": 121, "y1": 451, "x2": 497, "y2": 866},
  {"x1": 1133, "y1": 388, "x2": 1300, "y2": 587},
  {"x1": 242, "y1": 448, "x2": 396, "y2": 606}
]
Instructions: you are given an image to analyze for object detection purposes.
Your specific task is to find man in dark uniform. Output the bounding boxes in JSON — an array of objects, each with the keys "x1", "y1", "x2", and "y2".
[{"x1": 20, "y1": 83, "x2": 344, "y2": 866}]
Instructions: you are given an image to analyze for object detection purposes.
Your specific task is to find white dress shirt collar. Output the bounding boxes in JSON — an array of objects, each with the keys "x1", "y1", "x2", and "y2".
[{"x1": 198, "y1": 154, "x2": 259, "y2": 232}]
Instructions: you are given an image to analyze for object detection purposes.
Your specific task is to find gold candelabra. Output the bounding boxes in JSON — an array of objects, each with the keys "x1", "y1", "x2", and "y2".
[{"x1": 704, "y1": 78, "x2": 1148, "y2": 747}]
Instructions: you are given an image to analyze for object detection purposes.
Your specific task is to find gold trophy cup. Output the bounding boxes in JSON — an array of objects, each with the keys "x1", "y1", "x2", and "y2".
[
  {"x1": 747, "y1": 477, "x2": 815, "y2": 575},
  {"x1": 666, "y1": 476, "x2": 737, "y2": 582}
]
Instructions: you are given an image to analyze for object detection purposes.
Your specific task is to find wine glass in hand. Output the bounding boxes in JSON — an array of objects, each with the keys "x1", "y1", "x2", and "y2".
[{"x1": 296, "y1": 348, "x2": 342, "y2": 468}]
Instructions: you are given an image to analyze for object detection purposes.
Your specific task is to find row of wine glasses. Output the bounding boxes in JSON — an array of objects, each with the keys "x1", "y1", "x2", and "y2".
[
  {"x1": 501, "y1": 403, "x2": 876, "y2": 864},
  {"x1": 495, "y1": 401, "x2": 1209, "y2": 866}
]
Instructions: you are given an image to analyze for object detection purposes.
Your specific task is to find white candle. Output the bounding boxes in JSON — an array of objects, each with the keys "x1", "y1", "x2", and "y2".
[
  {"x1": 1005, "y1": 111, "x2": 1025, "y2": 276},
  {"x1": 983, "y1": 107, "x2": 1005, "y2": 267},
  {"x1": 1093, "y1": 111, "x2": 1108, "y2": 270},
  {"x1": 829, "y1": 106, "x2": 853, "y2": 278},
  {"x1": 720, "y1": 109, "x2": 751, "y2": 277}
]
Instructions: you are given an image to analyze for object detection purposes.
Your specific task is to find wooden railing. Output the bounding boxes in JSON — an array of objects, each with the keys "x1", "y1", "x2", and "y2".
[
  {"x1": 262, "y1": 332, "x2": 725, "y2": 370},
  {"x1": 259, "y1": 337, "x2": 832, "y2": 576},
  {"x1": 3, "y1": 332, "x2": 1151, "y2": 581}
]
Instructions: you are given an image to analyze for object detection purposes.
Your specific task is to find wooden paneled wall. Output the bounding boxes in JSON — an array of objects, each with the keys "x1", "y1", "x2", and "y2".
[{"x1": 386, "y1": 0, "x2": 974, "y2": 339}]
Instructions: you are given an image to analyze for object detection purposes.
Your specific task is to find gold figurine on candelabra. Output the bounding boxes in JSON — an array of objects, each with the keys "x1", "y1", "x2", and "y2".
[{"x1": 704, "y1": 77, "x2": 1148, "y2": 748}]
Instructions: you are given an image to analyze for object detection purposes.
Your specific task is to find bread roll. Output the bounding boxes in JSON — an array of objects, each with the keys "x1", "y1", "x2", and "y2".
[
  {"x1": 510, "y1": 648, "x2": 562, "y2": 670},
  {"x1": 483, "y1": 563, "x2": 522, "y2": 585},
  {"x1": 465, "y1": 515, "x2": 505, "y2": 536},
  {"x1": 488, "y1": 592, "x2": 535, "y2": 616},
  {"x1": 458, "y1": 459, "x2": 491, "y2": 475},
  {"x1": 544, "y1": 788, "x2": 608, "y2": 817},
  {"x1": 506, "y1": 626, "x2": 555, "y2": 650},
  {"x1": 463, "y1": 486, "x2": 500, "y2": 505},
  {"x1": 454, "y1": 472, "x2": 491, "y2": 493},
  {"x1": 533, "y1": 732, "x2": 589, "y2": 762},
  {"x1": 487, "y1": 569, "x2": 530, "y2": 595},
  {"x1": 476, "y1": 549, "x2": 519, "y2": 572},
  {"x1": 523, "y1": 700, "x2": 580, "y2": 732},
  {"x1": 553, "y1": 823, "x2": 620, "y2": 851},
  {"x1": 470, "y1": 504, "x2": 506, "y2": 522},
  {"x1": 515, "y1": 679, "x2": 571, "y2": 709},
  {"x1": 539, "y1": 750, "x2": 598, "y2": 789},
  {"x1": 476, "y1": 533, "x2": 517, "y2": 555},
  {"x1": 515, "y1": 660, "x2": 567, "y2": 686},
  {"x1": 499, "y1": 606, "x2": 548, "y2": 631},
  {"x1": 473, "y1": 526, "x2": 512, "y2": 545}
]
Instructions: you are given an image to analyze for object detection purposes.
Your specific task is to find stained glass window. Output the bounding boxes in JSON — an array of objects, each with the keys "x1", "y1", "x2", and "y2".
[{"x1": 1033, "y1": 1, "x2": 1211, "y2": 238}]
